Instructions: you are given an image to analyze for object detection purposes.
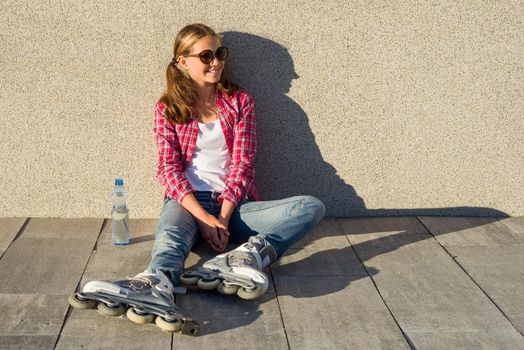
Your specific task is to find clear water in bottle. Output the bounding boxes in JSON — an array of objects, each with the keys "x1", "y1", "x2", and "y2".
[{"x1": 111, "y1": 178, "x2": 131, "y2": 245}]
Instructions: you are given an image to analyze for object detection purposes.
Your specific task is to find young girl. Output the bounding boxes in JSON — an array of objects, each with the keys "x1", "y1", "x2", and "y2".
[{"x1": 69, "y1": 23, "x2": 325, "y2": 336}]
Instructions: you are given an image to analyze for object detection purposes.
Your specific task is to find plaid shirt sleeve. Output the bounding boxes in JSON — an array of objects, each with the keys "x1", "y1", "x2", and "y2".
[
  {"x1": 153, "y1": 104, "x2": 194, "y2": 203},
  {"x1": 218, "y1": 93, "x2": 257, "y2": 207}
]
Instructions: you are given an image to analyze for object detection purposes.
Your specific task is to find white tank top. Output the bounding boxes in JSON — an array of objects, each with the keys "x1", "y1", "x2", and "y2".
[{"x1": 185, "y1": 119, "x2": 231, "y2": 192}]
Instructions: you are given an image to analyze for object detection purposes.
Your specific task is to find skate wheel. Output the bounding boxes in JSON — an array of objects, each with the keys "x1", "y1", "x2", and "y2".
[
  {"x1": 197, "y1": 278, "x2": 221, "y2": 290},
  {"x1": 68, "y1": 293, "x2": 97, "y2": 309},
  {"x1": 237, "y1": 285, "x2": 265, "y2": 300},
  {"x1": 127, "y1": 308, "x2": 154, "y2": 324},
  {"x1": 155, "y1": 316, "x2": 182, "y2": 332},
  {"x1": 180, "y1": 273, "x2": 199, "y2": 286},
  {"x1": 217, "y1": 282, "x2": 239, "y2": 295},
  {"x1": 97, "y1": 302, "x2": 125, "y2": 316}
]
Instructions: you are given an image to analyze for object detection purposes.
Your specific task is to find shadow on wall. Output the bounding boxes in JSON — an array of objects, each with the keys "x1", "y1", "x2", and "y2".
[
  {"x1": 165, "y1": 33, "x2": 516, "y2": 339},
  {"x1": 221, "y1": 31, "x2": 508, "y2": 218}
]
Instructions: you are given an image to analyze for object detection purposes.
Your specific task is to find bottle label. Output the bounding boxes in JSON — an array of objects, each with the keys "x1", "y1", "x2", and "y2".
[{"x1": 112, "y1": 212, "x2": 127, "y2": 220}]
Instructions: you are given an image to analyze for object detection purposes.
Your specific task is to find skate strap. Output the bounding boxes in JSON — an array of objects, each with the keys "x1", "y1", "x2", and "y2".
[
  {"x1": 228, "y1": 251, "x2": 258, "y2": 269},
  {"x1": 119, "y1": 277, "x2": 153, "y2": 292}
]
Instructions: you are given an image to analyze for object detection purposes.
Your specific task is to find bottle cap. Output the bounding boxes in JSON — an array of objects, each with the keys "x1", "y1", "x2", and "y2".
[{"x1": 115, "y1": 178, "x2": 124, "y2": 186}]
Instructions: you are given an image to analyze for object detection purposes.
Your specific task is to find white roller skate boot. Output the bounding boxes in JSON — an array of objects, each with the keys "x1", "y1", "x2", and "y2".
[
  {"x1": 180, "y1": 236, "x2": 278, "y2": 300},
  {"x1": 68, "y1": 269, "x2": 200, "y2": 335}
]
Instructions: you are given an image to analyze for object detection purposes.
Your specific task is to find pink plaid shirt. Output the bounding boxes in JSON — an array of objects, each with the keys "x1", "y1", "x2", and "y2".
[{"x1": 154, "y1": 88, "x2": 261, "y2": 207}]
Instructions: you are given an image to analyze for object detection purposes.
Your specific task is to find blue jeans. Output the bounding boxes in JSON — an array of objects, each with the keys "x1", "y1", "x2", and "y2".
[{"x1": 147, "y1": 191, "x2": 326, "y2": 286}]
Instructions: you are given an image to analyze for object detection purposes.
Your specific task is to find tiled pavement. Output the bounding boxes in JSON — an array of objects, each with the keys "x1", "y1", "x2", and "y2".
[{"x1": 0, "y1": 216, "x2": 523, "y2": 349}]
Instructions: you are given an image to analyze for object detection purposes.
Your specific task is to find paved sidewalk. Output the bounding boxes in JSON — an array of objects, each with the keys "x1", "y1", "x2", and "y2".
[{"x1": 0, "y1": 216, "x2": 523, "y2": 349}]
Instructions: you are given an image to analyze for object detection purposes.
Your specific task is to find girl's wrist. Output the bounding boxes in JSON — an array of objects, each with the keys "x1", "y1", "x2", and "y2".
[
  {"x1": 197, "y1": 213, "x2": 215, "y2": 226},
  {"x1": 219, "y1": 199, "x2": 235, "y2": 222},
  {"x1": 218, "y1": 214, "x2": 230, "y2": 223}
]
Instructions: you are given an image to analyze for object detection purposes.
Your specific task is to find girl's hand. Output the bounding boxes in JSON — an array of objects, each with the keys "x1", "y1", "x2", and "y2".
[
  {"x1": 197, "y1": 214, "x2": 228, "y2": 252},
  {"x1": 216, "y1": 215, "x2": 230, "y2": 251}
]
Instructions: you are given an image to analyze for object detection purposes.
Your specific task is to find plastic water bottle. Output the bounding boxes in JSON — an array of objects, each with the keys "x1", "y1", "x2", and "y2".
[{"x1": 111, "y1": 178, "x2": 131, "y2": 245}]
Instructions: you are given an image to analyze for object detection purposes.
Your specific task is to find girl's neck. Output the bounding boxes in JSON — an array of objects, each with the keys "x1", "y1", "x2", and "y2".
[{"x1": 194, "y1": 83, "x2": 216, "y2": 105}]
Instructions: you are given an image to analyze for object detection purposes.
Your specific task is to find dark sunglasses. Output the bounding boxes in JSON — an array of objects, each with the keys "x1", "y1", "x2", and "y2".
[{"x1": 185, "y1": 46, "x2": 228, "y2": 64}]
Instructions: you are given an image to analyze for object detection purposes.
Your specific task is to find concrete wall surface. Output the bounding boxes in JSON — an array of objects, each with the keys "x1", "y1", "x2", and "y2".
[{"x1": 1, "y1": 0, "x2": 522, "y2": 218}]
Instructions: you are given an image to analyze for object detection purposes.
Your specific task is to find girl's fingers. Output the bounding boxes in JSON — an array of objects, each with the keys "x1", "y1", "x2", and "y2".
[
  {"x1": 200, "y1": 219, "x2": 229, "y2": 251},
  {"x1": 219, "y1": 229, "x2": 229, "y2": 251},
  {"x1": 202, "y1": 228, "x2": 220, "y2": 247},
  {"x1": 216, "y1": 220, "x2": 227, "y2": 231},
  {"x1": 218, "y1": 234, "x2": 226, "y2": 249},
  {"x1": 222, "y1": 229, "x2": 229, "y2": 243},
  {"x1": 210, "y1": 241, "x2": 223, "y2": 252},
  {"x1": 211, "y1": 229, "x2": 220, "y2": 246}
]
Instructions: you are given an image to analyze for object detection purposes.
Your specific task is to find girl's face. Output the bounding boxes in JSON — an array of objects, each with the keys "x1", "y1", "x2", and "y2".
[{"x1": 178, "y1": 35, "x2": 225, "y2": 88}]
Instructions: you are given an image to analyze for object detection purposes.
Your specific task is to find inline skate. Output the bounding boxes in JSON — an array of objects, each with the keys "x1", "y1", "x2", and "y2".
[
  {"x1": 180, "y1": 236, "x2": 277, "y2": 300},
  {"x1": 68, "y1": 269, "x2": 200, "y2": 335}
]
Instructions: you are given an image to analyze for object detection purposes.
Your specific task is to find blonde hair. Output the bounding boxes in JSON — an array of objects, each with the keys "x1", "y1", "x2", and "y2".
[{"x1": 159, "y1": 23, "x2": 238, "y2": 124}]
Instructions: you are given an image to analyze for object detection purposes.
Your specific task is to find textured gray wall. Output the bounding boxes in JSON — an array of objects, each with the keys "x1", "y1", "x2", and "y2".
[{"x1": 1, "y1": 1, "x2": 522, "y2": 218}]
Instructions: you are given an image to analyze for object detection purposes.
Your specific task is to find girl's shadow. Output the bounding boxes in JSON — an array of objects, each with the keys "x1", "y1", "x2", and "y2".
[{"x1": 176, "y1": 31, "x2": 510, "y2": 335}]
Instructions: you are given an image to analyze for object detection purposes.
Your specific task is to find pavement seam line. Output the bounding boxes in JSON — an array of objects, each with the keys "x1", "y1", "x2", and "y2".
[
  {"x1": 416, "y1": 216, "x2": 524, "y2": 338},
  {"x1": 335, "y1": 218, "x2": 416, "y2": 350},
  {"x1": 52, "y1": 218, "x2": 108, "y2": 350},
  {"x1": 496, "y1": 217, "x2": 524, "y2": 243},
  {"x1": 0, "y1": 217, "x2": 30, "y2": 261},
  {"x1": 269, "y1": 267, "x2": 292, "y2": 350}
]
